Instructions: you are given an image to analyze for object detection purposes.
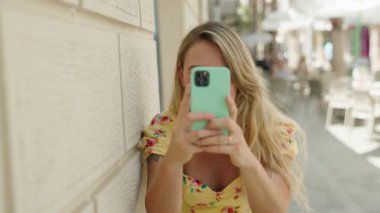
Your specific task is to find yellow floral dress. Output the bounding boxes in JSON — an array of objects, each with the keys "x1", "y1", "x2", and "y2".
[{"x1": 140, "y1": 111, "x2": 298, "y2": 213}]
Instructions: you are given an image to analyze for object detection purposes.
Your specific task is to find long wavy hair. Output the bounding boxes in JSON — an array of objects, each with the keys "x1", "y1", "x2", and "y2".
[{"x1": 168, "y1": 22, "x2": 308, "y2": 210}]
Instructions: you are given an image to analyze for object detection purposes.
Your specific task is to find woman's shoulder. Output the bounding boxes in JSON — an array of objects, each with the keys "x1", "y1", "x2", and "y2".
[
  {"x1": 148, "y1": 110, "x2": 176, "y2": 128},
  {"x1": 274, "y1": 121, "x2": 299, "y2": 160},
  {"x1": 140, "y1": 110, "x2": 176, "y2": 159},
  {"x1": 276, "y1": 121, "x2": 296, "y2": 136}
]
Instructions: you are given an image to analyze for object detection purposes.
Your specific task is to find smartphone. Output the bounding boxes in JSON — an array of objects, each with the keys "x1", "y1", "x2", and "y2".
[{"x1": 190, "y1": 66, "x2": 230, "y2": 136}]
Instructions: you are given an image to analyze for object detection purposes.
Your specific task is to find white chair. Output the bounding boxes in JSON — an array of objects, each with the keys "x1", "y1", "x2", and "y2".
[
  {"x1": 325, "y1": 79, "x2": 352, "y2": 127},
  {"x1": 347, "y1": 91, "x2": 373, "y2": 128},
  {"x1": 367, "y1": 84, "x2": 380, "y2": 136}
]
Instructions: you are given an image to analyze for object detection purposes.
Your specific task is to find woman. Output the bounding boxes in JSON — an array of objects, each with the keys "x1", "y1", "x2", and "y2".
[
  {"x1": 140, "y1": 22, "x2": 308, "y2": 213},
  {"x1": 296, "y1": 56, "x2": 309, "y2": 79},
  {"x1": 295, "y1": 56, "x2": 311, "y2": 96}
]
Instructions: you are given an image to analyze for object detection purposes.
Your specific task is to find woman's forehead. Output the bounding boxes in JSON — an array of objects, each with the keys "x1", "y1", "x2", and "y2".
[{"x1": 184, "y1": 40, "x2": 226, "y2": 68}]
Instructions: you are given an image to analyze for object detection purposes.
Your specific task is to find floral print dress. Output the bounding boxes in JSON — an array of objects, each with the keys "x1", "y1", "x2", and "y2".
[{"x1": 140, "y1": 111, "x2": 298, "y2": 213}]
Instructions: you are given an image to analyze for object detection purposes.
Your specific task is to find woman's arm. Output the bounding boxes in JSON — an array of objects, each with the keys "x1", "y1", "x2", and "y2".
[
  {"x1": 145, "y1": 154, "x2": 183, "y2": 213},
  {"x1": 240, "y1": 157, "x2": 290, "y2": 213},
  {"x1": 197, "y1": 96, "x2": 291, "y2": 213},
  {"x1": 144, "y1": 84, "x2": 220, "y2": 213}
]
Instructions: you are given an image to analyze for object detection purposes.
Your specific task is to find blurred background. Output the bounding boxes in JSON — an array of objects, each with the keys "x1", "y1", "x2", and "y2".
[{"x1": 1, "y1": 0, "x2": 380, "y2": 212}]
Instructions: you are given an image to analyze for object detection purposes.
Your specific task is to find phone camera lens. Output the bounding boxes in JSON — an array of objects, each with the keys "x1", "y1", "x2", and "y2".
[{"x1": 195, "y1": 71, "x2": 209, "y2": 87}]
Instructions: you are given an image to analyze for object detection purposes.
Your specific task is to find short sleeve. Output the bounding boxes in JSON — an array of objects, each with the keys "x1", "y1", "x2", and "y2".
[
  {"x1": 140, "y1": 111, "x2": 175, "y2": 160},
  {"x1": 278, "y1": 122, "x2": 299, "y2": 161}
]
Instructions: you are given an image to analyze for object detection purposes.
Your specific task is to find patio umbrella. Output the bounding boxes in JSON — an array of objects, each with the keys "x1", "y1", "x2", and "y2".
[
  {"x1": 261, "y1": 9, "x2": 312, "y2": 31},
  {"x1": 291, "y1": 0, "x2": 380, "y2": 19}
]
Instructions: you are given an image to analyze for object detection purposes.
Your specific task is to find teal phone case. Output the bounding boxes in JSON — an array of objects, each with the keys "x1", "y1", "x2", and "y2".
[{"x1": 190, "y1": 66, "x2": 230, "y2": 136}]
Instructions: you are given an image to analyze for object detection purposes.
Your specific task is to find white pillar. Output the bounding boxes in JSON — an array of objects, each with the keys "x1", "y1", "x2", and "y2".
[
  {"x1": 287, "y1": 31, "x2": 300, "y2": 70},
  {"x1": 157, "y1": 0, "x2": 184, "y2": 110},
  {"x1": 305, "y1": 27, "x2": 313, "y2": 71},
  {"x1": 315, "y1": 31, "x2": 325, "y2": 67},
  {"x1": 157, "y1": 0, "x2": 208, "y2": 109}
]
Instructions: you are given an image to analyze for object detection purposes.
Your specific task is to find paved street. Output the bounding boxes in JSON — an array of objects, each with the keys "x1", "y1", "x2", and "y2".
[{"x1": 288, "y1": 95, "x2": 380, "y2": 213}]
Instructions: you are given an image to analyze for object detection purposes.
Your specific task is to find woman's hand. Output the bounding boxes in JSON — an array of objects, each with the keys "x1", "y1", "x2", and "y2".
[
  {"x1": 195, "y1": 96, "x2": 258, "y2": 169},
  {"x1": 166, "y1": 84, "x2": 222, "y2": 167}
]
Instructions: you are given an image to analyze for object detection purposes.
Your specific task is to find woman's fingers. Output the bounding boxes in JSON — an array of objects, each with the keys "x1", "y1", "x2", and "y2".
[
  {"x1": 189, "y1": 143, "x2": 205, "y2": 153},
  {"x1": 226, "y1": 96, "x2": 238, "y2": 120},
  {"x1": 177, "y1": 112, "x2": 214, "y2": 129},
  {"x1": 201, "y1": 144, "x2": 234, "y2": 154},
  {"x1": 187, "y1": 129, "x2": 222, "y2": 143},
  {"x1": 186, "y1": 113, "x2": 215, "y2": 122},
  {"x1": 205, "y1": 117, "x2": 240, "y2": 133},
  {"x1": 195, "y1": 135, "x2": 235, "y2": 146}
]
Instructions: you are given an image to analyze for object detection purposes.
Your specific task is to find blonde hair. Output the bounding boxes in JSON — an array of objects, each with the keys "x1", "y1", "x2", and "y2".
[{"x1": 168, "y1": 22, "x2": 309, "y2": 210}]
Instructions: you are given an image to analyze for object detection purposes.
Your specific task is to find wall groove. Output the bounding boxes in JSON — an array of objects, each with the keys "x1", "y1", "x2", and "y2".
[
  {"x1": 117, "y1": 33, "x2": 128, "y2": 154},
  {"x1": 0, "y1": 3, "x2": 15, "y2": 213},
  {"x1": 138, "y1": 0, "x2": 143, "y2": 29}
]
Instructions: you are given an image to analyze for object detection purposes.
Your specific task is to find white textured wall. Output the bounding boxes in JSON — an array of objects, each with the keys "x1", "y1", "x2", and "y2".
[{"x1": 0, "y1": 0, "x2": 159, "y2": 212}]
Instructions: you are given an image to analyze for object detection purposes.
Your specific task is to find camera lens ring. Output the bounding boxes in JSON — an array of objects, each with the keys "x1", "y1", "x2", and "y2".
[{"x1": 195, "y1": 70, "x2": 209, "y2": 87}]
